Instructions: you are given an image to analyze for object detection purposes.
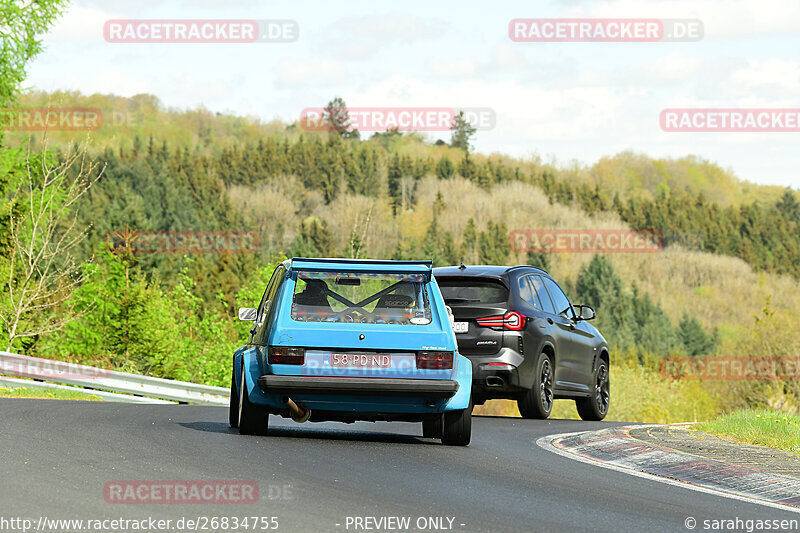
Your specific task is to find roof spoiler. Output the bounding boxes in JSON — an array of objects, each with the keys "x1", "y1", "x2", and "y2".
[{"x1": 289, "y1": 257, "x2": 433, "y2": 280}]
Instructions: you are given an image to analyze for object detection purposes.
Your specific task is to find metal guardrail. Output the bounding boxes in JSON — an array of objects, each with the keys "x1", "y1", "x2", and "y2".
[
  {"x1": 0, "y1": 375, "x2": 174, "y2": 404},
  {"x1": 0, "y1": 351, "x2": 230, "y2": 405}
]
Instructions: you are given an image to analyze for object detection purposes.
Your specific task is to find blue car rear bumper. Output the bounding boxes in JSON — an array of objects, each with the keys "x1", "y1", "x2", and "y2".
[
  {"x1": 236, "y1": 348, "x2": 472, "y2": 417},
  {"x1": 259, "y1": 375, "x2": 459, "y2": 398}
]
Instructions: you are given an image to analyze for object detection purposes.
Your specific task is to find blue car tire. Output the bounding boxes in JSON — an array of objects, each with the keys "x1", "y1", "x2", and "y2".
[
  {"x1": 229, "y1": 357, "x2": 239, "y2": 429},
  {"x1": 238, "y1": 360, "x2": 269, "y2": 436},
  {"x1": 441, "y1": 399, "x2": 472, "y2": 446}
]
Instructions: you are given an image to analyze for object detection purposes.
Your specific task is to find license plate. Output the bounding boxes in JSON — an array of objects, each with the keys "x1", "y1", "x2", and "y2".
[
  {"x1": 330, "y1": 353, "x2": 392, "y2": 368},
  {"x1": 453, "y1": 322, "x2": 469, "y2": 334}
]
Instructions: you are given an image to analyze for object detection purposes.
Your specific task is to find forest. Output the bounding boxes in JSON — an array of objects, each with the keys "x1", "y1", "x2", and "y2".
[{"x1": 3, "y1": 88, "x2": 800, "y2": 419}]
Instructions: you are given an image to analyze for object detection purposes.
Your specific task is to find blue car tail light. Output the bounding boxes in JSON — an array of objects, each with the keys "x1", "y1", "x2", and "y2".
[
  {"x1": 416, "y1": 351, "x2": 454, "y2": 370},
  {"x1": 269, "y1": 346, "x2": 305, "y2": 365}
]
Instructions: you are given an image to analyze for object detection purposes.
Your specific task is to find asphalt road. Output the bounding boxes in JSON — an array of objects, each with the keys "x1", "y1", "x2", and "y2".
[{"x1": 1, "y1": 399, "x2": 797, "y2": 533}]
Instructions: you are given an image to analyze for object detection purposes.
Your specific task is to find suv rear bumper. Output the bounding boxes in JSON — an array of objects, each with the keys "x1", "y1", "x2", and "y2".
[
  {"x1": 258, "y1": 375, "x2": 459, "y2": 398},
  {"x1": 463, "y1": 347, "x2": 528, "y2": 399}
]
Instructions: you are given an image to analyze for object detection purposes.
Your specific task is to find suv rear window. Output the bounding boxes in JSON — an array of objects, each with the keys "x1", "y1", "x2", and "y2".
[
  {"x1": 437, "y1": 278, "x2": 509, "y2": 304},
  {"x1": 291, "y1": 271, "x2": 431, "y2": 325}
]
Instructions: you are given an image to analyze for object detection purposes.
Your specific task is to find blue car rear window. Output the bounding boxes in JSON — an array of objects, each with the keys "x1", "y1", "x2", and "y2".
[{"x1": 291, "y1": 271, "x2": 432, "y2": 325}]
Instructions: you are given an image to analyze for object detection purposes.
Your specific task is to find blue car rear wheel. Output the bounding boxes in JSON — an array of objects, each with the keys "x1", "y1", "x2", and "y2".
[
  {"x1": 238, "y1": 360, "x2": 269, "y2": 436},
  {"x1": 229, "y1": 358, "x2": 239, "y2": 429},
  {"x1": 441, "y1": 400, "x2": 472, "y2": 446}
]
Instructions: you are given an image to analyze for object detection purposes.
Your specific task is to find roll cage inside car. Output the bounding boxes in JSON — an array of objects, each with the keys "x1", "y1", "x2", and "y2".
[
  {"x1": 286, "y1": 258, "x2": 434, "y2": 325},
  {"x1": 293, "y1": 273, "x2": 429, "y2": 321}
]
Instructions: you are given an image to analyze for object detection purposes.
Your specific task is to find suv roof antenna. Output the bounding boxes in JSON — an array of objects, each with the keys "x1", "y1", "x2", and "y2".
[{"x1": 458, "y1": 262, "x2": 467, "y2": 270}]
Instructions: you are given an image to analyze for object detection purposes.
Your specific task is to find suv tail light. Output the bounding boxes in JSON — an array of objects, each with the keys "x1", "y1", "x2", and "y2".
[
  {"x1": 416, "y1": 351, "x2": 454, "y2": 370},
  {"x1": 476, "y1": 311, "x2": 526, "y2": 331},
  {"x1": 268, "y1": 346, "x2": 305, "y2": 365}
]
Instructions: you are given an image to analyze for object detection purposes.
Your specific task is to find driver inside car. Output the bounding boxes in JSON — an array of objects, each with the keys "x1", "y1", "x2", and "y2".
[{"x1": 294, "y1": 279, "x2": 332, "y2": 312}]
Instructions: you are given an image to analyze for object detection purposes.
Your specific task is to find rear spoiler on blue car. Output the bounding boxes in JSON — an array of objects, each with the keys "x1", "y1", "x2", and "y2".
[{"x1": 288, "y1": 257, "x2": 433, "y2": 280}]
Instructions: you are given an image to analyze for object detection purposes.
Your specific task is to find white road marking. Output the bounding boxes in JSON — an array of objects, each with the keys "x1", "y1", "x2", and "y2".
[{"x1": 536, "y1": 430, "x2": 800, "y2": 515}]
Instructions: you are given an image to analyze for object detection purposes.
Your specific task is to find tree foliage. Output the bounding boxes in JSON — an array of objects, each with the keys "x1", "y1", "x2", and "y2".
[
  {"x1": 0, "y1": 90, "x2": 791, "y2": 401},
  {"x1": 575, "y1": 255, "x2": 716, "y2": 361},
  {"x1": 573, "y1": 255, "x2": 715, "y2": 359},
  {"x1": 0, "y1": 0, "x2": 67, "y2": 112},
  {"x1": 450, "y1": 110, "x2": 476, "y2": 152},
  {"x1": 323, "y1": 96, "x2": 360, "y2": 140}
]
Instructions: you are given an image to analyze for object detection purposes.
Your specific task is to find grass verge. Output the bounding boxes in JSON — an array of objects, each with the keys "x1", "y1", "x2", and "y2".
[
  {"x1": 474, "y1": 359, "x2": 720, "y2": 423},
  {"x1": 698, "y1": 409, "x2": 800, "y2": 454},
  {"x1": 0, "y1": 385, "x2": 104, "y2": 401}
]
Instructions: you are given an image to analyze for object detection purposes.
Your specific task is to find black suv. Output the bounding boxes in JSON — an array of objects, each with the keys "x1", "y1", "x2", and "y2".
[{"x1": 433, "y1": 264, "x2": 609, "y2": 420}]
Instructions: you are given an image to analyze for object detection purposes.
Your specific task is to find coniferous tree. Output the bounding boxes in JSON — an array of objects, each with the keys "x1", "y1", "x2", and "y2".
[
  {"x1": 449, "y1": 110, "x2": 476, "y2": 152},
  {"x1": 461, "y1": 217, "x2": 478, "y2": 264},
  {"x1": 678, "y1": 313, "x2": 717, "y2": 356},
  {"x1": 776, "y1": 188, "x2": 800, "y2": 221},
  {"x1": 291, "y1": 216, "x2": 335, "y2": 257},
  {"x1": 387, "y1": 153, "x2": 403, "y2": 213},
  {"x1": 324, "y1": 96, "x2": 360, "y2": 139},
  {"x1": 478, "y1": 221, "x2": 510, "y2": 265},
  {"x1": 457, "y1": 152, "x2": 477, "y2": 181},
  {"x1": 436, "y1": 155, "x2": 455, "y2": 179},
  {"x1": 526, "y1": 251, "x2": 551, "y2": 272}
]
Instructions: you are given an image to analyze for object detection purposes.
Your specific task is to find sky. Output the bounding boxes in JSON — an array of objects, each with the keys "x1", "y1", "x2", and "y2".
[{"x1": 24, "y1": 0, "x2": 800, "y2": 188}]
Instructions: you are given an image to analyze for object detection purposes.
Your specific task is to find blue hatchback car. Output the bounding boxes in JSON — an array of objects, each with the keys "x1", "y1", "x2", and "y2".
[{"x1": 230, "y1": 258, "x2": 473, "y2": 445}]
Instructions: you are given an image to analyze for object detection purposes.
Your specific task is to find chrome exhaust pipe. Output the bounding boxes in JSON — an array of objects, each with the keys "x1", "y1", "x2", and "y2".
[{"x1": 282, "y1": 396, "x2": 311, "y2": 423}]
